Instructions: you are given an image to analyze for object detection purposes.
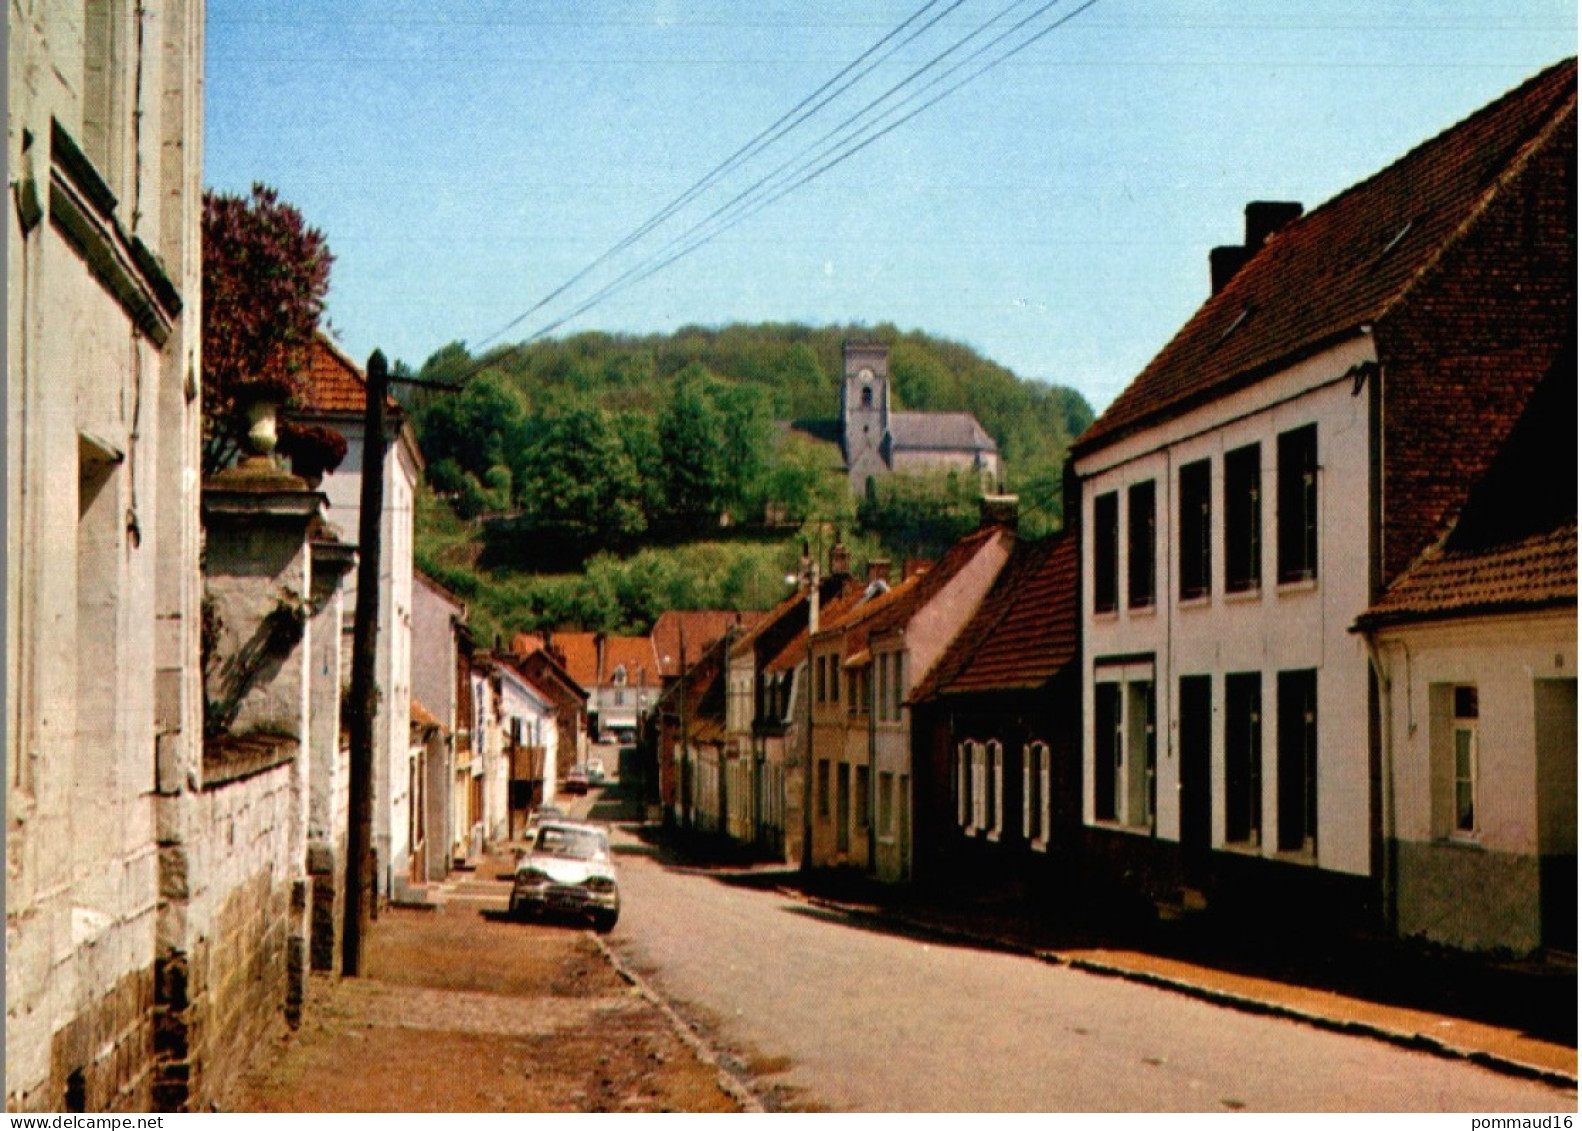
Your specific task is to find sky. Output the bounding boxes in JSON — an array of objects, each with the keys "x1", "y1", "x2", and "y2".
[{"x1": 204, "y1": 1, "x2": 1576, "y2": 416}]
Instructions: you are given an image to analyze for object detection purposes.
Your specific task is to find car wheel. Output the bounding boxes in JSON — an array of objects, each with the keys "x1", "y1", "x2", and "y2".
[{"x1": 591, "y1": 909, "x2": 618, "y2": 934}]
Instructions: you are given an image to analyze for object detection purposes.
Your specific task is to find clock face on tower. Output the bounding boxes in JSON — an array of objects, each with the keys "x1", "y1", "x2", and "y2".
[{"x1": 858, "y1": 368, "x2": 874, "y2": 383}]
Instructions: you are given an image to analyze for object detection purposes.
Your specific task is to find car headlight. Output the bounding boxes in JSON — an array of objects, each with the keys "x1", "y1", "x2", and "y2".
[{"x1": 516, "y1": 868, "x2": 552, "y2": 886}]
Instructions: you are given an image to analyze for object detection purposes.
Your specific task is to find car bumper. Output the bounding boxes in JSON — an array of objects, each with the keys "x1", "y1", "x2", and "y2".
[{"x1": 511, "y1": 883, "x2": 618, "y2": 916}]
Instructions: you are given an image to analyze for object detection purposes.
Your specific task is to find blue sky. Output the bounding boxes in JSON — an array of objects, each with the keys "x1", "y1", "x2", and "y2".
[{"x1": 205, "y1": 1, "x2": 1575, "y2": 414}]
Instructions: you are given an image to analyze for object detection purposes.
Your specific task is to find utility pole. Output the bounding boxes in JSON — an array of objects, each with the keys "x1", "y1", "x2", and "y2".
[{"x1": 342, "y1": 350, "x2": 387, "y2": 977}]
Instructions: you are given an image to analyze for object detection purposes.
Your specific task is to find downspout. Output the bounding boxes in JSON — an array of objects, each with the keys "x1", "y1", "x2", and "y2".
[
  {"x1": 801, "y1": 560, "x2": 820, "y2": 872},
  {"x1": 868, "y1": 644, "x2": 878, "y2": 874}
]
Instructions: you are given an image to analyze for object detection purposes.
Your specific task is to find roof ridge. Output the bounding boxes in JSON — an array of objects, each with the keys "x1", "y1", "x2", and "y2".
[{"x1": 1375, "y1": 81, "x2": 1577, "y2": 327}]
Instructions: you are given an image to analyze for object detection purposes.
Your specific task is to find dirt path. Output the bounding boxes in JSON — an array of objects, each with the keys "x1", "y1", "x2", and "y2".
[{"x1": 223, "y1": 856, "x2": 738, "y2": 1113}]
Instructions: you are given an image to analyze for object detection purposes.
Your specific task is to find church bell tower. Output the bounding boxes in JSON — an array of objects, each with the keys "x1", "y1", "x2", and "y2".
[{"x1": 840, "y1": 342, "x2": 891, "y2": 493}]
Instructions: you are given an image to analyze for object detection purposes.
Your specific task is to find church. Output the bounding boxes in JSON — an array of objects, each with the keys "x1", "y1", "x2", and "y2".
[{"x1": 816, "y1": 342, "x2": 1002, "y2": 495}]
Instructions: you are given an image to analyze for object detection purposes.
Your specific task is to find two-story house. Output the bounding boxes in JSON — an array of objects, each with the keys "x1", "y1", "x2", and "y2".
[
  {"x1": 809, "y1": 511, "x2": 1016, "y2": 880},
  {"x1": 1069, "y1": 59, "x2": 1574, "y2": 934}
]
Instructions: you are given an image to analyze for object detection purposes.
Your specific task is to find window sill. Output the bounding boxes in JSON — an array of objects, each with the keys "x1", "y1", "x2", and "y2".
[
  {"x1": 1223, "y1": 586, "x2": 1262, "y2": 604},
  {"x1": 1094, "y1": 609, "x2": 1120, "y2": 622},
  {"x1": 1030, "y1": 838, "x2": 1049, "y2": 854},
  {"x1": 1127, "y1": 602, "x2": 1158, "y2": 618},
  {"x1": 1271, "y1": 847, "x2": 1318, "y2": 866},
  {"x1": 986, "y1": 830, "x2": 1002, "y2": 843},
  {"x1": 1277, "y1": 576, "x2": 1319, "y2": 596},
  {"x1": 1219, "y1": 839, "x2": 1262, "y2": 856},
  {"x1": 1178, "y1": 594, "x2": 1211, "y2": 610},
  {"x1": 1434, "y1": 833, "x2": 1485, "y2": 851}
]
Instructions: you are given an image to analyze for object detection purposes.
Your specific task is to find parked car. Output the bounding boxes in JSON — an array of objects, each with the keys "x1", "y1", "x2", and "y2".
[
  {"x1": 563, "y1": 767, "x2": 589, "y2": 795},
  {"x1": 509, "y1": 821, "x2": 620, "y2": 932},
  {"x1": 523, "y1": 804, "x2": 565, "y2": 842},
  {"x1": 585, "y1": 758, "x2": 606, "y2": 785}
]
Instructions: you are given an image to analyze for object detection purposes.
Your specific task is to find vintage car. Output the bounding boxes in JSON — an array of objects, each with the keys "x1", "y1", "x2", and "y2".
[
  {"x1": 509, "y1": 821, "x2": 619, "y2": 932},
  {"x1": 562, "y1": 767, "x2": 589, "y2": 795}
]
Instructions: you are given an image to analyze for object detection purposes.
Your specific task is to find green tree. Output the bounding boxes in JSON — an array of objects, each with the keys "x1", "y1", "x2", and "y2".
[
  {"x1": 201, "y1": 183, "x2": 334, "y2": 473},
  {"x1": 516, "y1": 400, "x2": 647, "y2": 554},
  {"x1": 657, "y1": 366, "x2": 727, "y2": 533}
]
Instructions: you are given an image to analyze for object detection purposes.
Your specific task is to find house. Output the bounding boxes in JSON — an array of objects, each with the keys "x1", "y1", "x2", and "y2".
[
  {"x1": 656, "y1": 635, "x2": 732, "y2": 833},
  {"x1": 1068, "y1": 60, "x2": 1575, "y2": 933},
  {"x1": 722, "y1": 550, "x2": 864, "y2": 859},
  {"x1": 549, "y1": 631, "x2": 660, "y2": 744},
  {"x1": 495, "y1": 658, "x2": 561, "y2": 839},
  {"x1": 808, "y1": 510, "x2": 1016, "y2": 880},
  {"x1": 292, "y1": 335, "x2": 424, "y2": 902},
  {"x1": 908, "y1": 531, "x2": 1081, "y2": 890},
  {"x1": 1354, "y1": 347, "x2": 1576, "y2": 955},
  {"x1": 411, "y1": 571, "x2": 468, "y2": 882},
  {"x1": 511, "y1": 647, "x2": 591, "y2": 794},
  {"x1": 460, "y1": 656, "x2": 503, "y2": 859},
  {"x1": 786, "y1": 342, "x2": 1001, "y2": 496},
  {"x1": 5, "y1": 2, "x2": 345, "y2": 1110}
]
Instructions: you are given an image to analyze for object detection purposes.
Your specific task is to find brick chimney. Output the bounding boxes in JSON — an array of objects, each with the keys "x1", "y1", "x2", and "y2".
[
  {"x1": 829, "y1": 535, "x2": 851, "y2": 578},
  {"x1": 866, "y1": 558, "x2": 891, "y2": 585},
  {"x1": 1211, "y1": 201, "x2": 1303, "y2": 295}
]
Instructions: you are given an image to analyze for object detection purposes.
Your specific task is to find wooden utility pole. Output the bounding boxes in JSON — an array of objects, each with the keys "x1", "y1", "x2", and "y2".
[{"x1": 342, "y1": 350, "x2": 388, "y2": 977}]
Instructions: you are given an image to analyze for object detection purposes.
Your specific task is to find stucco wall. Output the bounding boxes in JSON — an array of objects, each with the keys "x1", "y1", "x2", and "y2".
[
  {"x1": 1077, "y1": 336, "x2": 1378, "y2": 879},
  {"x1": 1376, "y1": 610, "x2": 1576, "y2": 954}
]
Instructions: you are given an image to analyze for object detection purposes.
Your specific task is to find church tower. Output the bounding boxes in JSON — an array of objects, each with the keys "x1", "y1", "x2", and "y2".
[{"x1": 840, "y1": 342, "x2": 891, "y2": 494}]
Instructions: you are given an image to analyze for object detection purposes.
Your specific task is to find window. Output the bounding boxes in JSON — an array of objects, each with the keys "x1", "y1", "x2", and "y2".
[
  {"x1": 1453, "y1": 687, "x2": 1478, "y2": 834},
  {"x1": 1094, "y1": 673, "x2": 1156, "y2": 829},
  {"x1": 817, "y1": 759, "x2": 830, "y2": 818},
  {"x1": 814, "y1": 655, "x2": 826, "y2": 704},
  {"x1": 955, "y1": 743, "x2": 971, "y2": 827},
  {"x1": 876, "y1": 654, "x2": 890, "y2": 721},
  {"x1": 1224, "y1": 443, "x2": 1261, "y2": 593},
  {"x1": 1276, "y1": 670, "x2": 1318, "y2": 854},
  {"x1": 889, "y1": 654, "x2": 904, "y2": 719},
  {"x1": 829, "y1": 658, "x2": 839, "y2": 705},
  {"x1": 1277, "y1": 424, "x2": 1319, "y2": 582},
  {"x1": 1094, "y1": 685, "x2": 1121, "y2": 823},
  {"x1": 986, "y1": 741, "x2": 1003, "y2": 837},
  {"x1": 1023, "y1": 741, "x2": 1050, "y2": 847},
  {"x1": 1224, "y1": 673, "x2": 1262, "y2": 845},
  {"x1": 1179, "y1": 459, "x2": 1212, "y2": 601},
  {"x1": 855, "y1": 765, "x2": 871, "y2": 831},
  {"x1": 1093, "y1": 491, "x2": 1119, "y2": 614},
  {"x1": 879, "y1": 771, "x2": 895, "y2": 837},
  {"x1": 1128, "y1": 480, "x2": 1156, "y2": 609},
  {"x1": 971, "y1": 742, "x2": 986, "y2": 831},
  {"x1": 837, "y1": 763, "x2": 851, "y2": 852}
]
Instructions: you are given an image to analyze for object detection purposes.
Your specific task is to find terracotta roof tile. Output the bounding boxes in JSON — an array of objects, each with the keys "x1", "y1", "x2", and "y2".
[
  {"x1": 1358, "y1": 524, "x2": 1576, "y2": 627},
  {"x1": 763, "y1": 579, "x2": 871, "y2": 674},
  {"x1": 910, "y1": 532, "x2": 1078, "y2": 703},
  {"x1": 545, "y1": 632, "x2": 658, "y2": 690},
  {"x1": 1075, "y1": 59, "x2": 1575, "y2": 457},
  {"x1": 651, "y1": 610, "x2": 759, "y2": 677},
  {"x1": 297, "y1": 334, "x2": 401, "y2": 416}
]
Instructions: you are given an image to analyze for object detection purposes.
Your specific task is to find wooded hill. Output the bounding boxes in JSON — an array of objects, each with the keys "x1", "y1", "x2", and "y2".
[{"x1": 405, "y1": 322, "x2": 1093, "y2": 640}]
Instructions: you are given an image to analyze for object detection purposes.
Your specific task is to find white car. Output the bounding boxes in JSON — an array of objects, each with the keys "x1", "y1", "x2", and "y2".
[{"x1": 509, "y1": 821, "x2": 620, "y2": 932}]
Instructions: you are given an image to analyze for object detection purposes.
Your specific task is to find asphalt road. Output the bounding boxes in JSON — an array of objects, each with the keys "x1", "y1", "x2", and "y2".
[{"x1": 600, "y1": 824, "x2": 1575, "y2": 1113}]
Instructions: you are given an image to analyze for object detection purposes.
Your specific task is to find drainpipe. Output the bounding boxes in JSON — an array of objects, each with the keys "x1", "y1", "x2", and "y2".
[
  {"x1": 801, "y1": 554, "x2": 820, "y2": 871},
  {"x1": 1363, "y1": 632, "x2": 1398, "y2": 934}
]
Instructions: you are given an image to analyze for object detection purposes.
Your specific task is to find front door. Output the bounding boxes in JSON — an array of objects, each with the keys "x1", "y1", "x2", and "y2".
[{"x1": 1178, "y1": 675, "x2": 1212, "y2": 886}]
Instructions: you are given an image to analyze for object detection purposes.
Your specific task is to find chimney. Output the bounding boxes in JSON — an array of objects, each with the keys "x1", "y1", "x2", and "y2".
[
  {"x1": 979, "y1": 493, "x2": 1019, "y2": 530},
  {"x1": 1210, "y1": 201, "x2": 1303, "y2": 296},
  {"x1": 828, "y1": 535, "x2": 851, "y2": 578},
  {"x1": 866, "y1": 558, "x2": 891, "y2": 585},
  {"x1": 1245, "y1": 200, "x2": 1304, "y2": 250}
]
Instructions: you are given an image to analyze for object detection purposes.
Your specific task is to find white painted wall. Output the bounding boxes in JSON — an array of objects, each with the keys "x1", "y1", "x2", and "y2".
[{"x1": 1076, "y1": 336, "x2": 1378, "y2": 877}]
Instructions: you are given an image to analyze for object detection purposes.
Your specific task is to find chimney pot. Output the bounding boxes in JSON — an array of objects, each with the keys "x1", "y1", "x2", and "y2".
[
  {"x1": 829, "y1": 538, "x2": 851, "y2": 578},
  {"x1": 866, "y1": 558, "x2": 891, "y2": 584}
]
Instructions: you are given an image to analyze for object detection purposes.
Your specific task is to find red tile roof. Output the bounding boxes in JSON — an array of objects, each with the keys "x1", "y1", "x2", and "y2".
[
  {"x1": 857, "y1": 523, "x2": 1011, "y2": 639},
  {"x1": 1075, "y1": 59, "x2": 1576, "y2": 458},
  {"x1": 763, "y1": 579, "x2": 872, "y2": 674},
  {"x1": 297, "y1": 334, "x2": 401, "y2": 416},
  {"x1": 546, "y1": 632, "x2": 659, "y2": 690},
  {"x1": 910, "y1": 532, "x2": 1078, "y2": 702},
  {"x1": 1357, "y1": 524, "x2": 1576, "y2": 628},
  {"x1": 651, "y1": 610, "x2": 759, "y2": 677}
]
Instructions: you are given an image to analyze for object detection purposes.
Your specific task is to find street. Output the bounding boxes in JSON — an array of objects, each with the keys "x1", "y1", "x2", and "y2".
[{"x1": 602, "y1": 820, "x2": 1575, "y2": 1113}]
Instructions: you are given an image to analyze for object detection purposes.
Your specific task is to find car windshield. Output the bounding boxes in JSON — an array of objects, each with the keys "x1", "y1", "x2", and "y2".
[{"x1": 534, "y1": 826, "x2": 606, "y2": 861}]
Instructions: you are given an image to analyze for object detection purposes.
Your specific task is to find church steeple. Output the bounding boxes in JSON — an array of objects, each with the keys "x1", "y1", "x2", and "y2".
[{"x1": 840, "y1": 342, "x2": 890, "y2": 492}]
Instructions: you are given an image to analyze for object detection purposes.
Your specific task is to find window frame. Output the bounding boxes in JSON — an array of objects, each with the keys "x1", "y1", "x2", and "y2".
[
  {"x1": 1223, "y1": 672, "x2": 1263, "y2": 847},
  {"x1": 1276, "y1": 669, "x2": 1319, "y2": 856},
  {"x1": 1179, "y1": 458, "x2": 1212, "y2": 602},
  {"x1": 1127, "y1": 479, "x2": 1157, "y2": 609},
  {"x1": 1223, "y1": 442, "x2": 1262, "y2": 594},
  {"x1": 1452, "y1": 685, "x2": 1479, "y2": 836},
  {"x1": 1277, "y1": 424, "x2": 1319, "y2": 584},
  {"x1": 1093, "y1": 490, "x2": 1119, "y2": 614}
]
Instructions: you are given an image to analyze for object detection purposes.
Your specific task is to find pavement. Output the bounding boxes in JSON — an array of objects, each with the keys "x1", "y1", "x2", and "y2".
[{"x1": 629, "y1": 807, "x2": 1576, "y2": 1093}]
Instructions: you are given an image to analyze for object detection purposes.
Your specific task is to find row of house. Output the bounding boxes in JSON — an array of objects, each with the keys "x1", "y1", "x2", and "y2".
[
  {"x1": 4, "y1": 4, "x2": 588, "y2": 1107},
  {"x1": 665, "y1": 59, "x2": 1577, "y2": 959}
]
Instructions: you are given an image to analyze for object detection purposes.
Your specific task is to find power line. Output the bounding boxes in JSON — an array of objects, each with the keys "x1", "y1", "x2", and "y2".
[
  {"x1": 473, "y1": 0, "x2": 960, "y2": 351},
  {"x1": 526, "y1": 0, "x2": 1102, "y2": 344}
]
